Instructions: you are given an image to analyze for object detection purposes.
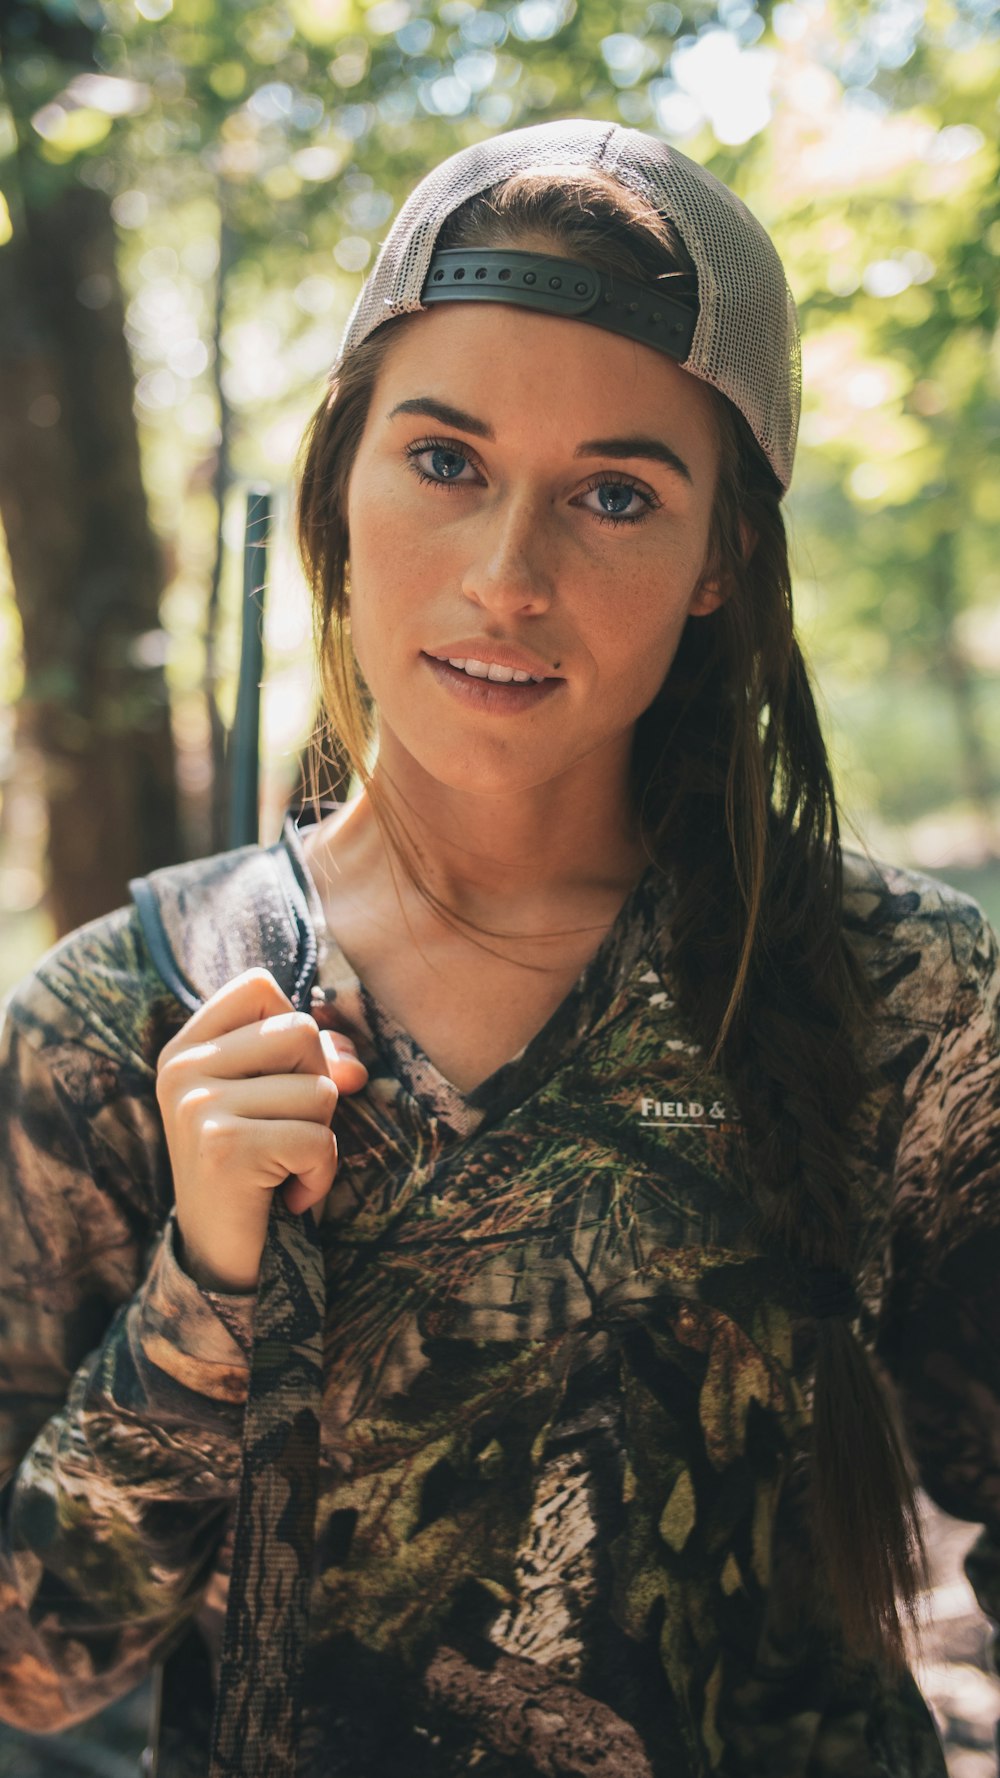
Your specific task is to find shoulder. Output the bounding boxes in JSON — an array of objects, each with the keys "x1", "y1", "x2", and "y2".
[
  {"x1": 3, "y1": 818, "x2": 321, "y2": 1085},
  {"x1": 840, "y1": 845, "x2": 998, "y2": 1027},
  {"x1": 2, "y1": 900, "x2": 180, "y2": 1082},
  {"x1": 128, "y1": 820, "x2": 321, "y2": 1014}
]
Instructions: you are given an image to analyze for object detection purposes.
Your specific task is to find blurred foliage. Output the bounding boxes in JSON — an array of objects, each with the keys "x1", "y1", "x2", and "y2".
[
  {"x1": 0, "y1": 0, "x2": 999, "y2": 989},
  {"x1": 0, "y1": 19, "x2": 996, "y2": 1774},
  {"x1": 0, "y1": 18, "x2": 997, "y2": 1776}
]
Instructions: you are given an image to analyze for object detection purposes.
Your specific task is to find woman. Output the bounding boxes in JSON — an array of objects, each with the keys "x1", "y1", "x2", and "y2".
[{"x1": 0, "y1": 119, "x2": 997, "y2": 1778}]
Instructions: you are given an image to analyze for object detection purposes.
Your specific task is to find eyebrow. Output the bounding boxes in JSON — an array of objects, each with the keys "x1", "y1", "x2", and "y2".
[{"x1": 386, "y1": 397, "x2": 694, "y2": 486}]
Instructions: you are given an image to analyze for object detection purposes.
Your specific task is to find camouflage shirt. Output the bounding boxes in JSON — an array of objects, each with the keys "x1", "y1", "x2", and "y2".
[{"x1": 0, "y1": 809, "x2": 997, "y2": 1777}]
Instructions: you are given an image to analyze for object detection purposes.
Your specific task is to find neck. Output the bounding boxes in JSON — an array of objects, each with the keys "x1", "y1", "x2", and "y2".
[{"x1": 323, "y1": 735, "x2": 650, "y2": 939}]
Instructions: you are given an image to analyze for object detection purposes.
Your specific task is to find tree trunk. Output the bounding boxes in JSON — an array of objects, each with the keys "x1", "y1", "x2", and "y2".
[
  {"x1": 205, "y1": 192, "x2": 239, "y2": 856},
  {"x1": 0, "y1": 3, "x2": 181, "y2": 937}
]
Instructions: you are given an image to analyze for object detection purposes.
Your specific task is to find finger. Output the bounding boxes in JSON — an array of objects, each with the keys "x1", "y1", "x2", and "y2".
[
  {"x1": 318, "y1": 1031, "x2": 369, "y2": 1089},
  {"x1": 159, "y1": 969, "x2": 294, "y2": 1062},
  {"x1": 163, "y1": 1012, "x2": 355, "y2": 1083},
  {"x1": 326, "y1": 1054, "x2": 369, "y2": 1093},
  {"x1": 204, "y1": 1072, "x2": 341, "y2": 1124},
  {"x1": 283, "y1": 1173, "x2": 332, "y2": 1217},
  {"x1": 284, "y1": 1140, "x2": 338, "y2": 1205},
  {"x1": 199, "y1": 1115, "x2": 338, "y2": 1195},
  {"x1": 311, "y1": 1015, "x2": 360, "y2": 1057}
]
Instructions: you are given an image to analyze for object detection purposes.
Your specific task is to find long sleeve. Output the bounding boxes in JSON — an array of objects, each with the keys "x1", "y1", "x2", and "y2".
[
  {"x1": 0, "y1": 911, "x2": 254, "y2": 1733},
  {"x1": 873, "y1": 901, "x2": 1000, "y2": 1678}
]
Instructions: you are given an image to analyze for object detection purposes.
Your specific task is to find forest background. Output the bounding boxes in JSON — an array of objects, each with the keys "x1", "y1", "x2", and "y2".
[
  {"x1": 0, "y1": 3, "x2": 998, "y2": 1773},
  {"x1": 0, "y1": 0, "x2": 998, "y2": 999}
]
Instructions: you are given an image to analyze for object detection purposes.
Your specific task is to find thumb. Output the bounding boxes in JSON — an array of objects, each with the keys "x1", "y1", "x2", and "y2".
[{"x1": 320, "y1": 1029, "x2": 369, "y2": 1092}]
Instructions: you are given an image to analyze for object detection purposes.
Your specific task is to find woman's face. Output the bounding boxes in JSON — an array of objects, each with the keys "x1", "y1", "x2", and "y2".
[{"x1": 343, "y1": 289, "x2": 726, "y2": 801}]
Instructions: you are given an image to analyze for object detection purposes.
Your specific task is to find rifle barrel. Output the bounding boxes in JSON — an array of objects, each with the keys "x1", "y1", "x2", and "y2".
[{"x1": 227, "y1": 486, "x2": 271, "y2": 849}]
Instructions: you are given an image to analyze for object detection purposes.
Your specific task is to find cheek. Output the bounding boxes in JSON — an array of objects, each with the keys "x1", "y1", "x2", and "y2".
[
  {"x1": 344, "y1": 482, "x2": 450, "y2": 715},
  {"x1": 347, "y1": 472, "x2": 398, "y2": 584},
  {"x1": 585, "y1": 562, "x2": 699, "y2": 703},
  {"x1": 345, "y1": 486, "x2": 408, "y2": 672},
  {"x1": 347, "y1": 465, "x2": 442, "y2": 610}
]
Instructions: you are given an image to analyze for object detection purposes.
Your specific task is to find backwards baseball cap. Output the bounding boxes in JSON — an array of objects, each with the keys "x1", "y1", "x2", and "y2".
[{"x1": 337, "y1": 118, "x2": 802, "y2": 496}]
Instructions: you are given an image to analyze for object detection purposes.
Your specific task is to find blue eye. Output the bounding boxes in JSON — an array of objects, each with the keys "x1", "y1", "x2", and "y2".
[
  {"x1": 405, "y1": 440, "x2": 476, "y2": 486},
  {"x1": 403, "y1": 435, "x2": 656, "y2": 529},
  {"x1": 579, "y1": 478, "x2": 654, "y2": 527},
  {"x1": 428, "y1": 446, "x2": 467, "y2": 480},
  {"x1": 602, "y1": 485, "x2": 632, "y2": 513}
]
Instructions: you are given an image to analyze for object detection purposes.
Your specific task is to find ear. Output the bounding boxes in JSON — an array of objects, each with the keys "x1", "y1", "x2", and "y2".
[
  {"x1": 688, "y1": 514, "x2": 757, "y2": 617},
  {"x1": 688, "y1": 576, "x2": 726, "y2": 618},
  {"x1": 738, "y1": 515, "x2": 758, "y2": 564}
]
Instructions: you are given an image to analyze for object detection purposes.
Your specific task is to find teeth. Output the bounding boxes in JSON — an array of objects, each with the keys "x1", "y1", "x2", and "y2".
[
  {"x1": 439, "y1": 654, "x2": 540, "y2": 679},
  {"x1": 444, "y1": 656, "x2": 546, "y2": 685}
]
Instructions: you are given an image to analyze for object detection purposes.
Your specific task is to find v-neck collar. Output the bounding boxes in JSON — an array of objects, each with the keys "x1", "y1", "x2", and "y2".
[{"x1": 279, "y1": 802, "x2": 675, "y2": 1132}]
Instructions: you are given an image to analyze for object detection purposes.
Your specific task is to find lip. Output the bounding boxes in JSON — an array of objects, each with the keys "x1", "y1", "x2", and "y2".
[
  {"x1": 422, "y1": 654, "x2": 563, "y2": 715},
  {"x1": 423, "y1": 641, "x2": 563, "y2": 680}
]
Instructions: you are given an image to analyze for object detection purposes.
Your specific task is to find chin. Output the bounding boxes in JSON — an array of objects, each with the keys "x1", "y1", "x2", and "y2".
[
  {"x1": 430, "y1": 759, "x2": 549, "y2": 796},
  {"x1": 406, "y1": 741, "x2": 567, "y2": 798}
]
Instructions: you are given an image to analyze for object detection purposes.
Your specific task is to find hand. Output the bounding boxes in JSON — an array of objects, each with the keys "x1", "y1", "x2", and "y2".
[{"x1": 155, "y1": 967, "x2": 369, "y2": 1293}]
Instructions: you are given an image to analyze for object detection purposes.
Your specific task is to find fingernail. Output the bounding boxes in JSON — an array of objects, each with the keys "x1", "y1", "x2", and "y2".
[{"x1": 322, "y1": 1034, "x2": 366, "y2": 1074}]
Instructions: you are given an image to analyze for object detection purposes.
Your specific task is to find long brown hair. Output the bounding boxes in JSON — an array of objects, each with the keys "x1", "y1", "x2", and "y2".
[{"x1": 295, "y1": 167, "x2": 928, "y2": 1674}]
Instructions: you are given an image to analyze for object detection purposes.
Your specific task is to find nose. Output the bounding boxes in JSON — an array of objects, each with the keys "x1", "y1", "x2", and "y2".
[{"x1": 459, "y1": 489, "x2": 554, "y2": 615}]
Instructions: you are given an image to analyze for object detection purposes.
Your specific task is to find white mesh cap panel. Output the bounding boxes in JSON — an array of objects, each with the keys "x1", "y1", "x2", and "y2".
[
  {"x1": 337, "y1": 119, "x2": 800, "y2": 494},
  {"x1": 338, "y1": 122, "x2": 617, "y2": 350}
]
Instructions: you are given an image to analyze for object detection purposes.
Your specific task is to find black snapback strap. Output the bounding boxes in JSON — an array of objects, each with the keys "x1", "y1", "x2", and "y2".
[{"x1": 421, "y1": 248, "x2": 697, "y2": 362}]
